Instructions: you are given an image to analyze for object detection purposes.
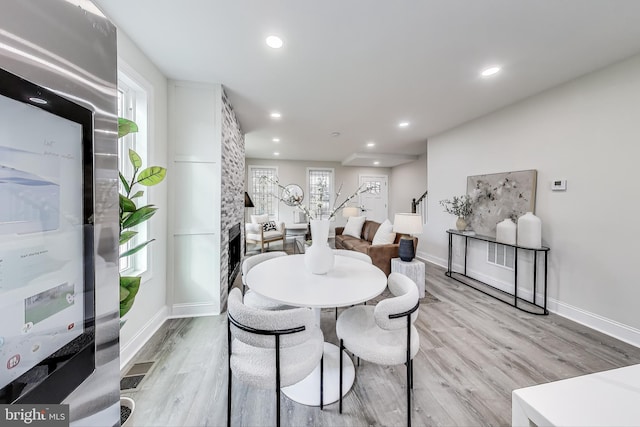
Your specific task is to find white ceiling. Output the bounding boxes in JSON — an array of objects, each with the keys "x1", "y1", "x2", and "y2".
[{"x1": 93, "y1": 0, "x2": 640, "y2": 166}]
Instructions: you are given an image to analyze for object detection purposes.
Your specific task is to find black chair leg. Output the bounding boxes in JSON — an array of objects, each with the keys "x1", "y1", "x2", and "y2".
[
  {"x1": 276, "y1": 336, "x2": 281, "y2": 427},
  {"x1": 406, "y1": 315, "x2": 412, "y2": 427},
  {"x1": 407, "y1": 358, "x2": 411, "y2": 427},
  {"x1": 320, "y1": 355, "x2": 324, "y2": 410},
  {"x1": 227, "y1": 319, "x2": 232, "y2": 427},
  {"x1": 411, "y1": 359, "x2": 414, "y2": 390},
  {"x1": 339, "y1": 339, "x2": 343, "y2": 414}
]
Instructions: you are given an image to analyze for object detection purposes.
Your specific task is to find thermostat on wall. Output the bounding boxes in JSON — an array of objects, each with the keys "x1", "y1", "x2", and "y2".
[{"x1": 551, "y1": 179, "x2": 567, "y2": 191}]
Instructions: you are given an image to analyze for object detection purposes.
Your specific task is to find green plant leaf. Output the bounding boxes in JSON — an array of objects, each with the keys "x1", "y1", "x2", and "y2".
[
  {"x1": 119, "y1": 194, "x2": 136, "y2": 212},
  {"x1": 129, "y1": 149, "x2": 142, "y2": 169},
  {"x1": 131, "y1": 190, "x2": 144, "y2": 199},
  {"x1": 118, "y1": 118, "x2": 138, "y2": 139},
  {"x1": 119, "y1": 172, "x2": 130, "y2": 194},
  {"x1": 122, "y1": 205, "x2": 157, "y2": 230},
  {"x1": 120, "y1": 285, "x2": 130, "y2": 302},
  {"x1": 120, "y1": 239, "x2": 155, "y2": 258},
  {"x1": 137, "y1": 166, "x2": 167, "y2": 186},
  {"x1": 119, "y1": 230, "x2": 138, "y2": 245},
  {"x1": 120, "y1": 275, "x2": 142, "y2": 317}
]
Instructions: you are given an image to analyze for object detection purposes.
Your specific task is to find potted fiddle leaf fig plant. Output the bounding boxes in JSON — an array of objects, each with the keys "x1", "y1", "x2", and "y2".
[
  {"x1": 118, "y1": 117, "x2": 166, "y2": 321},
  {"x1": 118, "y1": 117, "x2": 165, "y2": 426}
]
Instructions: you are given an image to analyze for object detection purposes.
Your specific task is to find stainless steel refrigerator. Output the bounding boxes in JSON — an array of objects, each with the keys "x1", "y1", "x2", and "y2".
[{"x1": 0, "y1": 1, "x2": 120, "y2": 425}]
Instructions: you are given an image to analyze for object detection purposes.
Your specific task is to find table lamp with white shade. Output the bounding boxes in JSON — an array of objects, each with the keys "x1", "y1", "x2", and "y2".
[
  {"x1": 342, "y1": 206, "x2": 360, "y2": 218},
  {"x1": 393, "y1": 213, "x2": 423, "y2": 261}
]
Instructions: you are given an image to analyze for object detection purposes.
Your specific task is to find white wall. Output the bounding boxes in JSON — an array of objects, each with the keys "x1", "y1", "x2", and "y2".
[
  {"x1": 117, "y1": 30, "x2": 170, "y2": 365},
  {"x1": 245, "y1": 159, "x2": 391, "y2": 231},
  {"x1": 389, "y1": 152, "x2": 428, "y2": 255},
  {"x1": 426, "y1": 54, "x2": 640, "y2": 346},
  {"x1": 168, "y1": 81, "x2": 222, "y2": 317}
]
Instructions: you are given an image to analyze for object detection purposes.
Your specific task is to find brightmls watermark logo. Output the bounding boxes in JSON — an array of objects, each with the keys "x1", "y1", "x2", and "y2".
[{"x1": 1, "y1": 404, "x2": 69, "y2": 426}]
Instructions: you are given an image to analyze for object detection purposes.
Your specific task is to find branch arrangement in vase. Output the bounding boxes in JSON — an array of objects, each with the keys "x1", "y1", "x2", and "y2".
[
  {"x1": 260, "y1": 175, "x2": 369, "y2": 220},
  {"x1": 439, "y1": 194, "x2": 473, "y2": 218}
]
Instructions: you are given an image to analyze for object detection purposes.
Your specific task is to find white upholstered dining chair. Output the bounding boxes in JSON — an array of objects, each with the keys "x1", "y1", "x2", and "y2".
[
  {"x1": 242, "y1": 251, "x2": 293, "y2": 310},
  {"x1": 336, "y1": 272, "x2": 420, "y2": 427},
  {"x1": 227, "y1": 288, "x2": 324, "y2": 427}
]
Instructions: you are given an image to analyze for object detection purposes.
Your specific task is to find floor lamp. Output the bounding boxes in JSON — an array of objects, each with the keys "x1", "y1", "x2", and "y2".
[{"x1": 244, "y1": 192, "x2": 254, "y2": 253}]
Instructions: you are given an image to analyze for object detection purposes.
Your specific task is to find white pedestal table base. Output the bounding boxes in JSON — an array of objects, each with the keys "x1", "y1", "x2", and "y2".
[{"x1": 281, "y1": 342, "x2": 355, "y2": 406}]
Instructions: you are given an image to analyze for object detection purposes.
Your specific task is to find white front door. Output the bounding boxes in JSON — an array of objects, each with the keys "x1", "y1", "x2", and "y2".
[{"x1": 359, "y1": 175, "x2": 388, "y2": 222}]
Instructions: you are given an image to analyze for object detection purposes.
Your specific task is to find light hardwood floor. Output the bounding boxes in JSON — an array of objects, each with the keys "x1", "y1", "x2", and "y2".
[{"x1": 122, "y1": 259, "x2": 640, "y2": 426}]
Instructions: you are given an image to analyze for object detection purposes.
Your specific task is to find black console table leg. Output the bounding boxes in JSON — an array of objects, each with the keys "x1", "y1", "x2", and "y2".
[
  {"x1": 514, "y1": 247, "x2": 518, "y2": 308},
  {"x1": 463, "y1": 236, "x2": 468, "y2": 276},
  {"x1": 533, "y1": 251, "x2": 538, "y2": 305},
  {"x1": 544, "y1": 251, "x2": 548, "y2": 314},
  {"x1": 447, "y1": 232, "x2": 453, "y2": 274}
]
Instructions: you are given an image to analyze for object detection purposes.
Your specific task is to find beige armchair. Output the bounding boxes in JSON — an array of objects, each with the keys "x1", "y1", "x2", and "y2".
[{"x1": 245, "y1": 214, "x2": 286, "y2": 253}]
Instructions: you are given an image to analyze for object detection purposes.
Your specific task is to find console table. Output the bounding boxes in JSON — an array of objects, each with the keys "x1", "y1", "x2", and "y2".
[{"x1": 445, "y1": 229, "x2": 549, "y2": 315}]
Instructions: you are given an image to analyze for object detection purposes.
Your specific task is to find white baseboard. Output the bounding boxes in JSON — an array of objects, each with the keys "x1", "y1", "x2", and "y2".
[
  {"x1": 171, "y1": 302, "x2": 220, "y2": 318},
  {"x1": 418, "y1": 251, "x2": 447, "y2": 268},
  {"x1": 425, "y1": 252, "x2": 640, "y2": 349},
  {"x1": 547, "y1": 298, "x2": 640, "y2": 349},
  {"x1": 120, "y1": 306, "x2": 169, "y2": 370}
]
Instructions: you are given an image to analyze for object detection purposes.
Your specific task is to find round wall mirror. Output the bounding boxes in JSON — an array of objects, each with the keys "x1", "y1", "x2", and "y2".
[{"x1": 282, "y1": 184, "x2": 304, "y2": 206}]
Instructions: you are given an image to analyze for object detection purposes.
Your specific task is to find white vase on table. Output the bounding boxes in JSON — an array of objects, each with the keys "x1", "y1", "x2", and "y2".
[
  {"x1": 496, "y1": 218, "x2": 517, "y2": 245},
  {"x1": 304, "y1": 219, "x2": 335, "y2": 274},
  {"x1": 517, "y1": 212, "x2": 542, "y2": 248}
]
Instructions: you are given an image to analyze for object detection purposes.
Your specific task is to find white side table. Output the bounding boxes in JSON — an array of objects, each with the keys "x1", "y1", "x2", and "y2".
[{"x1": 391, "y1": 257, "x2": 425, "y2": 298}]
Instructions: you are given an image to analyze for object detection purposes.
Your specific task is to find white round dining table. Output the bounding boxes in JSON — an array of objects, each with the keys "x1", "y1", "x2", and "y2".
[{"x1": 245, "y1": 253, "x2": 387, "y2": 406}]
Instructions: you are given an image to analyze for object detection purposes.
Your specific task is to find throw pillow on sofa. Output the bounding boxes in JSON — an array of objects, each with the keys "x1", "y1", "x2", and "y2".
[
  {"x1": 372, "y1": 219, "x2": 396, "y2": 245},
  {"x1": 343, "y1": 216, "x2": 366, "y2": 238}
]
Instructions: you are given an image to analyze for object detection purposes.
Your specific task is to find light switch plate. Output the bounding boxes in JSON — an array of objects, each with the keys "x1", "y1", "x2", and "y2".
[{"x1": 551, "y1": 179, "x2": 567, "y2": 191}]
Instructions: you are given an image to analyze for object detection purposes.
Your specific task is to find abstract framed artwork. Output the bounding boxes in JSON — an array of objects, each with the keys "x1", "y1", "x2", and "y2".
[{"x1": 466, "y1": 169, "x2": 537, "y2": 236}]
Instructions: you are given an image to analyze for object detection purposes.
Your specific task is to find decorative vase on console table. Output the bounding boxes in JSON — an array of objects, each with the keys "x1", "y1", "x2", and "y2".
[
  {"x1": 304, "y1": 219, "x2": 335, "y2": 274},
  {"x1": 456, "y1": 217, "x2": 467, "y2": 232},
  {"x1": 496, "y1": 218, "x2": 517, "y2": 245},
  {"x1": 517, "y1": 212, "x2": 542, "y2": 248}
]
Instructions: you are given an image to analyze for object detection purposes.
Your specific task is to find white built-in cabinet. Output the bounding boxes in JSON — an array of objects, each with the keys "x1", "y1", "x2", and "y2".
[{"x1": 168, "y1": 81, "x2": 223, "y2": 315}]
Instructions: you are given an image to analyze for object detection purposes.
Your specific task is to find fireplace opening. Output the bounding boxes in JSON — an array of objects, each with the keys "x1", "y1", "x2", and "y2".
[{"x1": 228, "y1": 223, "x2": 241, "y2": 288}]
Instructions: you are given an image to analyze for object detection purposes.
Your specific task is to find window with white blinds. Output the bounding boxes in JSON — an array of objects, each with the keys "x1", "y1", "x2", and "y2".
[
  {"x1": 248, "y1": 166, "x2": 278, "y2": 219},
  {"x1": 307, "y1": 168, "x2": 334, "y2": 219}
]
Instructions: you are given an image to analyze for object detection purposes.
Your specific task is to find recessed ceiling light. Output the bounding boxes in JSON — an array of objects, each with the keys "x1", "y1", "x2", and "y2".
[
  {"x1": 373, "y1": 161, "x2": 380, "y2": 165},
  {"x1": 481, "y1": 66, "x2": 501, "y2": 77},
  {"x1": 272, "y1": 137, "x2": 280, "y2": 142},
  {"x1": 29, "y1": 97, "x2": 47, "y2": 104},
  {"x1": 270, "y1": 112, "x2": 281, "y2": 119},
  {"x1": 398, "y1": 121, "x2": 410, "y2": 128},
  {"x1": 273, "y1": 152, "x2": 280, "y2": 156},
  {"x1": 330, "y1": 131, "x2": 341, "y2": 138},
  {"x1": 366, "y1": 142, "x2": 375, "y2": 148},
  {"x1": 266, "y1": 35, "x2": 283, "y2": 49}
]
